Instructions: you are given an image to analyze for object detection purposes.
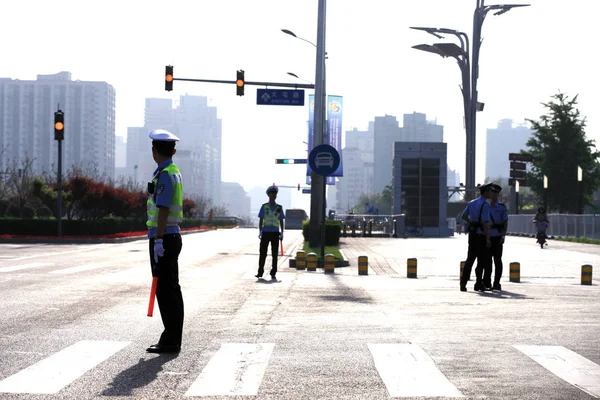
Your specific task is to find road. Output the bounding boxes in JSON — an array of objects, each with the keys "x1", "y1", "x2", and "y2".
[{"x1": 0, "y1": 229, "x2": 598, "y2": 399}]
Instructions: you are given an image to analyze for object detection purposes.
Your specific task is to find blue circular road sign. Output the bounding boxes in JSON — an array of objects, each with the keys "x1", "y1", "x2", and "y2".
[{"x1": 308, "y1": 144, "x2": 340, "y2": 176}]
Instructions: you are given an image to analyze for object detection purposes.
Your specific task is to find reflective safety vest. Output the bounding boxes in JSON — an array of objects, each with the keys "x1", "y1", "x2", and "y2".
[
  {"x1": 262, "y1": 203, "x2": 282, "y2": 229},
  {"x1": 146, "y1": 163, "x2": 183, "y2": 229}
]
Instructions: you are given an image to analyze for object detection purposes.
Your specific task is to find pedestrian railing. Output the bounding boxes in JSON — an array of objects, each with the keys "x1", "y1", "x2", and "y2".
[{"x1": 506, "y1": 214, "x2": 600, "y2": 239}]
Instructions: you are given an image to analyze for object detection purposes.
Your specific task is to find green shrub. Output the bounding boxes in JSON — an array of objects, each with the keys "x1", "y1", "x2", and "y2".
[
  {"x1": 302, "y1": 219, "x2": 341, "y2": 245},
  {"x1": 36, "y1": 207, "x2": 53, "y2": 218}
]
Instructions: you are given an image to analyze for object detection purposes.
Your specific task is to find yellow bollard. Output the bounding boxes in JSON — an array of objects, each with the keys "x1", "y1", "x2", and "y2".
[
  {"x1": 460, "y1": 261, "x2": 465, "y2": 279},
  {"x1": 407, "y1": 258, "x2": 417, "y2": 278},
  {"x1": 295, "y1": 250, "x2": 306, "y2": 270},
  {"x1": 581, "y1": 264, "x2": 593, "y2": 285},
  {"x1": 307, "y1": 252, "x2": 317, "y2": 272},
  {"x1": 509, "y1": 262, "x2": 520, "y2": 283},
  {"x1": 358, "y1": 256, "x2": 369, "y2": 276},
  {"x1": 324, "y1": 254, "x2": 335, "y2": 274}
]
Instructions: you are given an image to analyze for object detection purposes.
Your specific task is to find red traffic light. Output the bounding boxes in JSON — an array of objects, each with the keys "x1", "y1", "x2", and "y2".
[{"x1": 298, "y1": 184, "x2": 300, "y2": 191}]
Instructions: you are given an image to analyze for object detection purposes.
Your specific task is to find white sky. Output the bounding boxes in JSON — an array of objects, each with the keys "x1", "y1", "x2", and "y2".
[{"x1": 2, "y1": 0, "x2": 598, "y2": 210}]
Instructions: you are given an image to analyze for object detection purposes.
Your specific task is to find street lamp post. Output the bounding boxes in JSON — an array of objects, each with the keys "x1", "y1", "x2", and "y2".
[
  {"x1": 282, "y1": 2, "x2": 328, "y2": 248},
  {"x1": 543, "y1": 174, "x2": 548, "y2": 211},
  {"x1": 578, "y1": 166, "x2": 583, "y2": 214},
  {"x1": 515, "y1": 180, "x2": 520, "y2": 215},
  {"x1": 411, "y1": 1, "x2": 529, "y2": 201}
]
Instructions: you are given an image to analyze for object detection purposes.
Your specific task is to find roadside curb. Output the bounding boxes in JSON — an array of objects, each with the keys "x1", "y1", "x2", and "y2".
[{"x1": 0, "y1": 228, "x2": 212, "y2": 245}]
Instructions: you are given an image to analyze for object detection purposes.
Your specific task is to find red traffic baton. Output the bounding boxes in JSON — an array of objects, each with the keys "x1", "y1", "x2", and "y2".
[{"x1": 147, "y1": 276, "x2": 158, "y2": 317}]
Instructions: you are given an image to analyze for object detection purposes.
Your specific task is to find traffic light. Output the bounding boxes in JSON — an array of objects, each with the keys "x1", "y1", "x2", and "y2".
[
  {"x1": 54, "y1": 110, "x2": 64, "y2": 141},
  {"x1": 165, "y1": 65, "x2": 174, "y2": 91},
  {"x1": 236, "y1": 70, "x2": 245, "y2": 96},
  {"x1": 298, "y1": 183, "x2": 300, "y2": 191},
  {"x1": 275, "y1": 158, "x2": 307, "y2": 164}
]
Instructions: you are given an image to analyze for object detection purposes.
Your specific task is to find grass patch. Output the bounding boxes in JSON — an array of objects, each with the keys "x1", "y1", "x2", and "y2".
[
  {"x1": 554, "y1": 237, "x2": 600, "y2": 245},
  {"x1": 301, "y1": 242, "x2": 343, "y2": 260}
]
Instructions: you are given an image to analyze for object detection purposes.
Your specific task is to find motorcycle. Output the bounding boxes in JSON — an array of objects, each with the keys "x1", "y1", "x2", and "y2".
[{"x1": 534, "y1": 220, "x2": 549, "y2": 248}]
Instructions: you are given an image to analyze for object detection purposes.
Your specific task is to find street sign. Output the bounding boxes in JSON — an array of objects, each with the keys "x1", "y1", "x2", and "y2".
[
  {"x1": 509, "y1": 153, "x2": 534, "y2": 162},
  {"x1": 275, "y1": 158, "x2": 307, "y2": 164},
  {"x1": 509, "y1": 178, "x2": 529, "y2": 186},
  {"x1": 510, "y1": 170, "x2": 527, "y2": 179},
  {"x1": 302, "y1": 189, "x2": 311, "y2": 194},
  {"x1": 308, "y1": 144, "x2": 341, "y2": 177},
  {"x1": 510, "y1": 161, "x2": 527, "y2": 170},
  {"x1": 257, "y1": 89, "x2": 305, "y2": 106}
]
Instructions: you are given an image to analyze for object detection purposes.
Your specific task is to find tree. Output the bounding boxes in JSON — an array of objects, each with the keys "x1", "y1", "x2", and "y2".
[
  {"x1": 5, "y1": 157, "x2": 36, "y2": 218},
  {"x1": 525, "y1": 92, "x2": 600, "y2": 213}
]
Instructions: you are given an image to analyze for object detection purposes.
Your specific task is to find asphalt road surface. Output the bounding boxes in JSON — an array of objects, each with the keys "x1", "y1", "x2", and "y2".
[{"x1": 0, "y1": 229, "x2": 598, "y2": 400}]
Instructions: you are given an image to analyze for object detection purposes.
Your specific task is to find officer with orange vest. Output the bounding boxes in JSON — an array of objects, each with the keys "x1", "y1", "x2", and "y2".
[
  {"x1": 256, "y1": 185, "x2": 285, "y2": 280},
  {"x1": 146, "y1": 129, "x2": 184, "y2": 353}
]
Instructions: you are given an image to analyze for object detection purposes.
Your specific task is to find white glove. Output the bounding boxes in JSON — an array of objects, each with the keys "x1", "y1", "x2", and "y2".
[
  {"x1": 279, "y1": 232, "x2": 284, "y2": 241},
  {"x1": 153, "y1": 238, "x2": 165, "y2": 264},
  {"x1": 258, "y1": 231, "x2": 262, "y2": 239}
]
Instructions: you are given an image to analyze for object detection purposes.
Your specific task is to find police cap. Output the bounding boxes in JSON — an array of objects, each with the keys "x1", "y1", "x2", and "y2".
[
  {"x1": 490, "y1": 183, "x2": 502, "y2": 193},
  {"x1": 149, "y1": 129, "x2": 180, "y2": 142},
  {"x1": 478, "y1": 182, "x2": 493, "y2": 193},
  {"x1": 266, "y1": 185, "x2": 279, "y2": 195}
]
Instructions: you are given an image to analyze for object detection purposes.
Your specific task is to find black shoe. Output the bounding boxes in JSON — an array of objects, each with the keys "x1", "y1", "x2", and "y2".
[
  {"x1": 460, "y1": 285, "x2": 467, "y2": 292},
  {"x1": 474, "y1": 282, "x2": 484, "y2": 291},
  {"x1": 270, "y1": 275, "x2": 277, "y2": 281},
  {"x1": 255, "y1": 274, "x2": 263, "y2": 278},
  {"x1": 492, "y1": 283, "x2": 502, "y2": 291},
  {"x1": 146, "y1": 344, "x2": 181, "y2": 353}
]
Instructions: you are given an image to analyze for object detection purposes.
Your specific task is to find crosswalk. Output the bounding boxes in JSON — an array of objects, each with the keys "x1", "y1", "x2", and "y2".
[{"x1": 0, "y1": 341, "x2": 598, "y2": 398}]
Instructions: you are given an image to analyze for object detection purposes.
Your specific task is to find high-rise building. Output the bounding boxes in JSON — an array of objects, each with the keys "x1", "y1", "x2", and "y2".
[
  {"x1": 373, "y1": 115, "x2": 403, "y2": 194},
  {"x1": 401, "y1": 112, "x2": 443, "y2": 142},
  {"x1": 126, "y1": 95, "x2": 223, "y2": 205},
  {"x1": 485, "y1": 119, "x2": 533, "y2": 180},
  {"x1": 0, "y1": 71, "x2": 116, "y2": 178},
  {"x1": 221, "y1": 182, "x2": 251, "y2": 218}
]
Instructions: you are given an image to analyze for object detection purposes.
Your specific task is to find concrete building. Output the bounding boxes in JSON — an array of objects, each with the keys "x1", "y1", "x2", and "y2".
[
  {"x1": 485, "y1": 119, "x2": 533, "y2": 180},
  {"x1": 0, "y1": 71, "x2": 116, "y2": 178},
  {"x1": 392, "y1": 142, "x2": 451, "y2": 237},
  {"x1": 401, "y1": 112, "x2": 444, "y2": 142},
  {"x1": 221, "y1": 182, "x2": 251, "y2": 218},
  {"x1": 373, "y1": 115, "x2": 403, "y2": 194}
]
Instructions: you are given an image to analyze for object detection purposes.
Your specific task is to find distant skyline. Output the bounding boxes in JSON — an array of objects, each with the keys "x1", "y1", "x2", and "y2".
[{"x1": 2, "y1": 0, "x2": 597, "y2": 211}]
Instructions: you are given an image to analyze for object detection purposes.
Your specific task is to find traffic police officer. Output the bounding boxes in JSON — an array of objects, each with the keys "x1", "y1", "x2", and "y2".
[
  {"x1": 460, "y1": 183, "x2": 492, "y2": 292},
  {"x1": 256, "y1": 185, "x2": 285, "y2": 280},
  {"x1": 488, "y1": 183, "x2": 508, "y2": 290},
  {"x1": 146, "y1": 129, "x2": 184, "y2": 353}
]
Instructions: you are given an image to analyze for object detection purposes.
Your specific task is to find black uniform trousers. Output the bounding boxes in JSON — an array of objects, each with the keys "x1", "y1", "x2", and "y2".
[
  {"x1": 461, "y1": 233, "x2": 491, "y2": 288},
  {"x1": 149, "y1": 233, "x2": 184, "y2": 347},
  {"x1": 490, "y1": 236, "x2": 504, "y2": 286},
  {"x1": 257, "y1": 231, "x2": 280, "y2": 277}
]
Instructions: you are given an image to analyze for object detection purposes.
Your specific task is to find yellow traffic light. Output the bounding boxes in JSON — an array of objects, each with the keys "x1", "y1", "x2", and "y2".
[
  {"x1": 55, "y1": 122, "x2": 64, "y2": 131},
  {"x1": 54, "y1": 110, "x2": 64, "y2": 141},
  {"x1": 165, "y1": 65, "x2": 174, "y2": 91},
  {"x1": 236, "y1": 70, "x2": 244, "y2": 96}
]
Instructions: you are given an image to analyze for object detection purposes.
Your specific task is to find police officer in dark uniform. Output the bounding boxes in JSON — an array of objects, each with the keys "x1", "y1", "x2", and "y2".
[
  {"x1": 460, "y1": 183, "x2": 492, "y2": 292},
  {"x1": 488, "y1": 183, "x2": 508, "y2": 291},
  {"x1": 146, "y1": 129, "x2": 184, "y2": 353},
  {"x1": 256, "y1": 185, "x2": 285, "y2": 280}
]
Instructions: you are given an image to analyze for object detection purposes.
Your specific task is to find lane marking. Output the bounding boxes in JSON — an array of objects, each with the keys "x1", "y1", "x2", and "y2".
[
  {"x1": 185, "y1": 343, "x2": 274, "y2": 396},
  {"x1": 0, "y1": 340, "x2": 130, "y2": 394},
  {"x1": 368, "y1": 343, "x2": 464, "y2": 398},
  {"x1": 50, "y1": 263, "x2": 106, "y2": 274},
  {"x1": 514, "y1": 345, "x2": 600, "y2": 398},
  {"x1": 0, "y1": 263, "x2": 51, "y2": 273}
]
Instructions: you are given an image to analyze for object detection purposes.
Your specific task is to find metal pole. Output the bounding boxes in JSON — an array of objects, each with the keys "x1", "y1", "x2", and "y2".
[
  {"x1": 57, "y1": 139, "x2": 63, "y2": 237},
  {"x1": 320, "y1": 174, "x2": 326, "y2": 262},
  {"x1": 309, "y1": 0, "x2": 327, "y2": 248},
  {"x1": 469, "y1": 0, "x2": 483, "y2": 201}
]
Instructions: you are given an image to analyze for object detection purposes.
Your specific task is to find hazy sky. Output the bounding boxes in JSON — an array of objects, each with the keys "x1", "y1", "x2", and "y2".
[{"x1": 2, "y1": 0, "x2": 597, "y2": 210}]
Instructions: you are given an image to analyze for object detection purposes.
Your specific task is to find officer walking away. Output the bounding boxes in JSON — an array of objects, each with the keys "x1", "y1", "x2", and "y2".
[
  {"x1": 256, "y1": 185, "x2": 285, "y2": 281},
  {"x1": 146, "y1": 129, "x2": 184, "y2": 353},
  {"x1": 488, "y1": 183, "x2": 508, "y2": 291},
  {"x1": 459, "y1": 183, "x2": 492, "y2": 292}
]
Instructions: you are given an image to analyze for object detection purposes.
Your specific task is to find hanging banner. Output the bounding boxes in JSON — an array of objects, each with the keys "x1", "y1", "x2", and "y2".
[
  {"x1": 306, "y1": 94, "x2": 336, "y2": 185},
  {"x1": 327, "y1": 95, "x2": 343, "y2": 177}
]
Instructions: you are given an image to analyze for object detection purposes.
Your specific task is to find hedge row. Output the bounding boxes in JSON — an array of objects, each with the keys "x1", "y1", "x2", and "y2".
[
  {"x1": 0, "y1": 217, "x2": 235, "y2": 237},
  {"x1": 302, "y1": 220, "x2": 342, "y2": 245}
]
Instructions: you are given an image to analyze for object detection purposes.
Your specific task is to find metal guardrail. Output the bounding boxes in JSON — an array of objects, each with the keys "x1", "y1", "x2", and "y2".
[{"x1": 506, "y1": 214, "x2": 600, "y2": 239}]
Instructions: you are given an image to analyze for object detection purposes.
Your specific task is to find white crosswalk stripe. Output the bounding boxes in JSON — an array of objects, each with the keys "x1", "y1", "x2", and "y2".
[
  {"x1": 514, "y1": 345, "x2": 600, "y2": 398},
  {"x1": 185, "y1": 343, "x2": 275, "y2": 396},
  {"x1": 368, "y1": 343, "x2": 464, "y2": 398},
  {"x1": 50, "y1": 263, "x2": 107, "y2": 274},
  {"x1": 1, "y1": 342, "x2": 599, "y2": 397},
  {"x1": 0, "y1": 340, "x2": 130, "y2": 394}
]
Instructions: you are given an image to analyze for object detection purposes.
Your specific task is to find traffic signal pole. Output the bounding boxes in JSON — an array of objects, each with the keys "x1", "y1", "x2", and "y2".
[{"x1": 170, "y1": 76, "x2": 314, "y2": 90}]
